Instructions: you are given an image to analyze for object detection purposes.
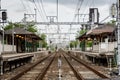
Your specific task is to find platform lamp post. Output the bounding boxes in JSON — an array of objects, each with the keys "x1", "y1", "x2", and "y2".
[{"x1": 109, "y1": 3, "x2": 117, "y2": 75}]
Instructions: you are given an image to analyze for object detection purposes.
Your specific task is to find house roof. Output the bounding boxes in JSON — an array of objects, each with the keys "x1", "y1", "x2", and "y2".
[
  {"x1": 5, "y1": 27, "x2": 32, "y2": 34},
  {"x1": 87, "y1": 24, "x2": 115, "y2": 35},
  {"x1": 77, "y1": 24, "x2": 116, "y2": 40},
  {"x1": 5, "y1": 27, "x2": 42, "y2": 40}
]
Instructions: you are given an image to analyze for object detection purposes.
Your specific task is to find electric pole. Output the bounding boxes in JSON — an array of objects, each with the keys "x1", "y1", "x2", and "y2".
[
  {"x1": 78, "y1": 8, "x2": 80, "y2": 23},
  {"x1": 117, "y1": 0, "x2": 120, "y2": 75}
]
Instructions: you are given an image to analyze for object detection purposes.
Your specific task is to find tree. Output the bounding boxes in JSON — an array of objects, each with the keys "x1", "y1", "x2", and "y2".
[
  {"x1": 107, "y1": 20, "x2": 116, "y2": 26},
  {"x1": 4, "y1": 22, "x2": 37, "y2": 33},
  {"x1": 39, "y1": 33, "x2": 48, "y2": 48},
  {"x1": 40, "y1": 33, "x2": 46, "y2": 40},
  {"x1": 76, "y1": 29, "x2": 87, "y2": 38},
  {"x1": 70, "y1": 41, "x2": 74, "y2": 49},
  {"x1": 69, "y1": 40, "x2": 79, "y2": 49}
]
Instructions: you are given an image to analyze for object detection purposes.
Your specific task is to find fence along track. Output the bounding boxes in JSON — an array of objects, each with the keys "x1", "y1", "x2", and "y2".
[
  {"x1": 9, "y1": 53, "x2": 53, "y2": 80},
  {"x1": 67, "y1": 53, "x2": 110, "y2": 79}
]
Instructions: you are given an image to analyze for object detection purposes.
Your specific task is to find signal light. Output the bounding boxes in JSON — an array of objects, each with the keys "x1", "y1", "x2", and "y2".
[{"x1": 2, "y1": 11, "x2": 7, "y2": 20}]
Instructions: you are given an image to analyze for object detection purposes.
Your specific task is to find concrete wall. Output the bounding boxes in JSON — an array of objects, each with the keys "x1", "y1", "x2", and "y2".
[
  {"x1": 92, "y1": 42, "x2": 117, "y2": 53},
  {"x1": 0, "y1": 34, "x2": 16, "y2": 53},
  {"x1": 93, "y1": 45, "x2": 99, "y2": 52},
  {"x1": 0, "y1": 43, "x2": 16, "y2": 53}
]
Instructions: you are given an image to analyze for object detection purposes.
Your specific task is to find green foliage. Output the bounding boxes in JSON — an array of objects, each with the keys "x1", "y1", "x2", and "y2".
[
  {"x1": 40, "y1": 33, "x2": 46, "y2": 40},
  {"x1": 107, "y1": 20, "x2": 116, "y2": 26},
  {"x1": 4, "y1": 22, "x2": 37, "y2": 33},
  {"x1": 39, "y1": 33, "x2": 47, "y2": 48},
  {"x1": 4, "y1": 22, "x2": 14, "y2": 30},
  {"x1": 80, "y1": 40, "x2": 85, "y2": 51},
  {"x1": 76, "y1": 29, "x2": 87, "y2": 38},
  {"x1": 27, "y1": 26, "x2": 37, "y2": 33},
  {"x1": 42, "y1": 41, "x2": 47, "y2": 48},
  {"x1": 69, "y1": 40, "x2": 79, "y2": 48},
  {"x1": 70, "y1": 41, "x2": 74, "y2": 48},
  {"x1": 86, "y1": 41, "x2": 92, "y2": 47},
  {"x1": 80, "y1": 29, "x2": 87, "y2": 35}
]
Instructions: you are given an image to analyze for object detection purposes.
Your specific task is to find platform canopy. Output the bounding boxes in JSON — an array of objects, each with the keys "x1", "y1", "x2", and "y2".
[
  {"x1": 86, "y1": 24, "x2": 115, "y2": 35},
  {"x1": 5, "y1": 27, "x2": 42, "y2": 40}
]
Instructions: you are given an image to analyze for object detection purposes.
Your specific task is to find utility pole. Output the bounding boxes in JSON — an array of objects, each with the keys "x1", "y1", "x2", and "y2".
[
  {"x1": 24, "y1": 9, "x2": 37, "y2": 52},
  {"x1": 117, "y1": 0, "x2": 120, "y2": 75},
  {"x1": 12, "y1": 23, "x2": 14, "y2": 52},
  {"x1": 57, "y1": 0, "x2": 58, "y2": 22},
  {"x1": 57, "y1": 0, "x2": 59, "y2": 49},
  {"x1": 69, "y1": 24, "x2": 72, "y2": 50},
  {"x1": 78, "y1": 8, "x2": 80, "y2": 23},
  {"x1": 0, "y1": 0, "x2": 7, "y2": 75},
  {"x1": 34, "y1": 8, "x2": 37, "y2": 22},
  {"x1": 75, "y1": 9, "x2": 80, "y2": 23}
]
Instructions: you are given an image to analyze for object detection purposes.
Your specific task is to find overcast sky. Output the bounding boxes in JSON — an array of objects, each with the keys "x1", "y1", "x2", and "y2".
[
  {"x1": 1, "y1": 0, "x2": 117, "y2": 44},
  {"x1": 1, "y1": 0, "x2": 116, "y2": 22}
]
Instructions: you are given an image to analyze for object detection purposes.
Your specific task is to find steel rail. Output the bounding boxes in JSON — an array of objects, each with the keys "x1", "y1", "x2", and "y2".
[
  {"x1": 35, "y1": 53, "x2": 56, "y2": 80},
  {"x1": 67, "y1": 53, "x2": 110, "y2": 79},
  {"x1": 63, "y1": 53, "x2": 84, "y2": 80},
  {"x1": 10, "y1": 54, "x2": 52, "y2": 80}
]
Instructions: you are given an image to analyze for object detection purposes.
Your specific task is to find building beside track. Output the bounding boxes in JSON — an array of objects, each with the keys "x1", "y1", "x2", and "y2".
[
  {"x1": 0, "y1": 27, "x2": 42, "y2": 54},
  {"x1": 77, "y1": 24, "x2": 117, "y2": 66}
]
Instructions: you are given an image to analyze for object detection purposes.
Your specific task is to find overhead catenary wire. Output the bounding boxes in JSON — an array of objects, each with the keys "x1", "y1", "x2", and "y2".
[
  {"x1": 33, "y1": 0, "x2": 47, "y2": 22},
  {"x1": 73, "y1": 0, "x2": 84, "y2": 22},
  {"x1": 20, "y1": 0, "x2": 28, "y2": 13},
  {"x1": 36, "y1": 0, "x2": 47, "y2": 19},
  {"x1": 72, "y1": 0, "x2": 81, "y2": 22},
  {"x1": 40, "y1": 0, "x2": 47, "y2": 18},
  {"x1": 26, "y1": 0, "x2": 33, "y2": 14}
]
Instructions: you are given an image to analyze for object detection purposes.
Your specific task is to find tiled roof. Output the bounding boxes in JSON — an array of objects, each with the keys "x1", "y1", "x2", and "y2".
[
  {"x1": 5, "y1": 27, "x2": 32, "y2": 34},
  {"x1": 5, "y1": 27, "x2": 42, "y2": 40},
  {"x1": 87, "y1": 24, "x2": 115, "y2": 35}
]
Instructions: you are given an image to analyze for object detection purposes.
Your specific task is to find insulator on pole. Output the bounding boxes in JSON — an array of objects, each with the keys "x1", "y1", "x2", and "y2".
[{"x1": 110, "y1": 3, "x2": 116, "y2": 18}]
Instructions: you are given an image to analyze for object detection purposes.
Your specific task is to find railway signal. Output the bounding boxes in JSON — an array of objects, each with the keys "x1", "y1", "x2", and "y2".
[{"x1": 2, "y1": 11, "x2": 7, "y2": 20}]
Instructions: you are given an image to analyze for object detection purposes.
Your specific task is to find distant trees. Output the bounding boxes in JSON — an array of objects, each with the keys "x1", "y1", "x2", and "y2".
[
  {"x1": 76, "y1": 29, "x2": 87, "y2": 38},
  {"x1": 106, "y1": 20, "x2": 116, "y2": 26},
  {"x1": 69, "y1": 40, "x2": 79, "y2": 49},
  {"x1": 4, "y1": 22, "x2": 37, "y2": 33},
  {"x1": 39, "y1": 33, "x2": 47, "y2": 48}
]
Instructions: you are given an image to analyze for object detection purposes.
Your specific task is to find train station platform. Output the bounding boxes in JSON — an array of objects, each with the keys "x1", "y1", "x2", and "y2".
[
  {"x1": 70, "y1": 50, "x2": 114, "y2": 58},
  {"x1": 68, "y1": 50, "x2": 115, "y2": 67},
  {"x1": 2, "y1": 53, "x2": 34, "y2": 61},
  {"x1": 0, "y1": 51, "x2": 48, "y2": 75}
]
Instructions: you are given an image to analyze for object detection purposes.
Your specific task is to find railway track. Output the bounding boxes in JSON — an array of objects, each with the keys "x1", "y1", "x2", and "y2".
[
  {"x1": 2, "y1": 50, "x2": 110, "y2": 80},
  {"x1": 9, "y1": 53, "x2": 56, "y2": 80},
  {"x1": 63, "y1": 52, "x2": 110, "y2": 80},
  {"x1": 42, "y1": 52, "x2": 78, "y2": 80}
]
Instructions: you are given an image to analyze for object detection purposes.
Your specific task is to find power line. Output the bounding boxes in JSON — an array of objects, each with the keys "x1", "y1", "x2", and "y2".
[
  {"x1": 100, "y1": 16, "x2": 110, "y2": 23},
  {"x1": 40, "y1": 0, "x2": 47, "y2": 17},
  {"x1": 36, "y1": 0, "x2": 46, "y2": 19},
  {"x1": 20, "y1": 0, "x2": 28, "y2": 13},
  {"x1": 72, "y1": 0, "x2": 81, "y2": 22},
  {"x1": 33, "y1": 0, "x2": 46, "y2": 21},
  {"x1": 73, "y1": 0, "x2": 84, "y2": 22},
  {"x1": 26, "y1": 0, "x2": 34, "y2": 13},
  {"x1": 81, "y1": 0, "x2": 89, "y2": 15}
]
